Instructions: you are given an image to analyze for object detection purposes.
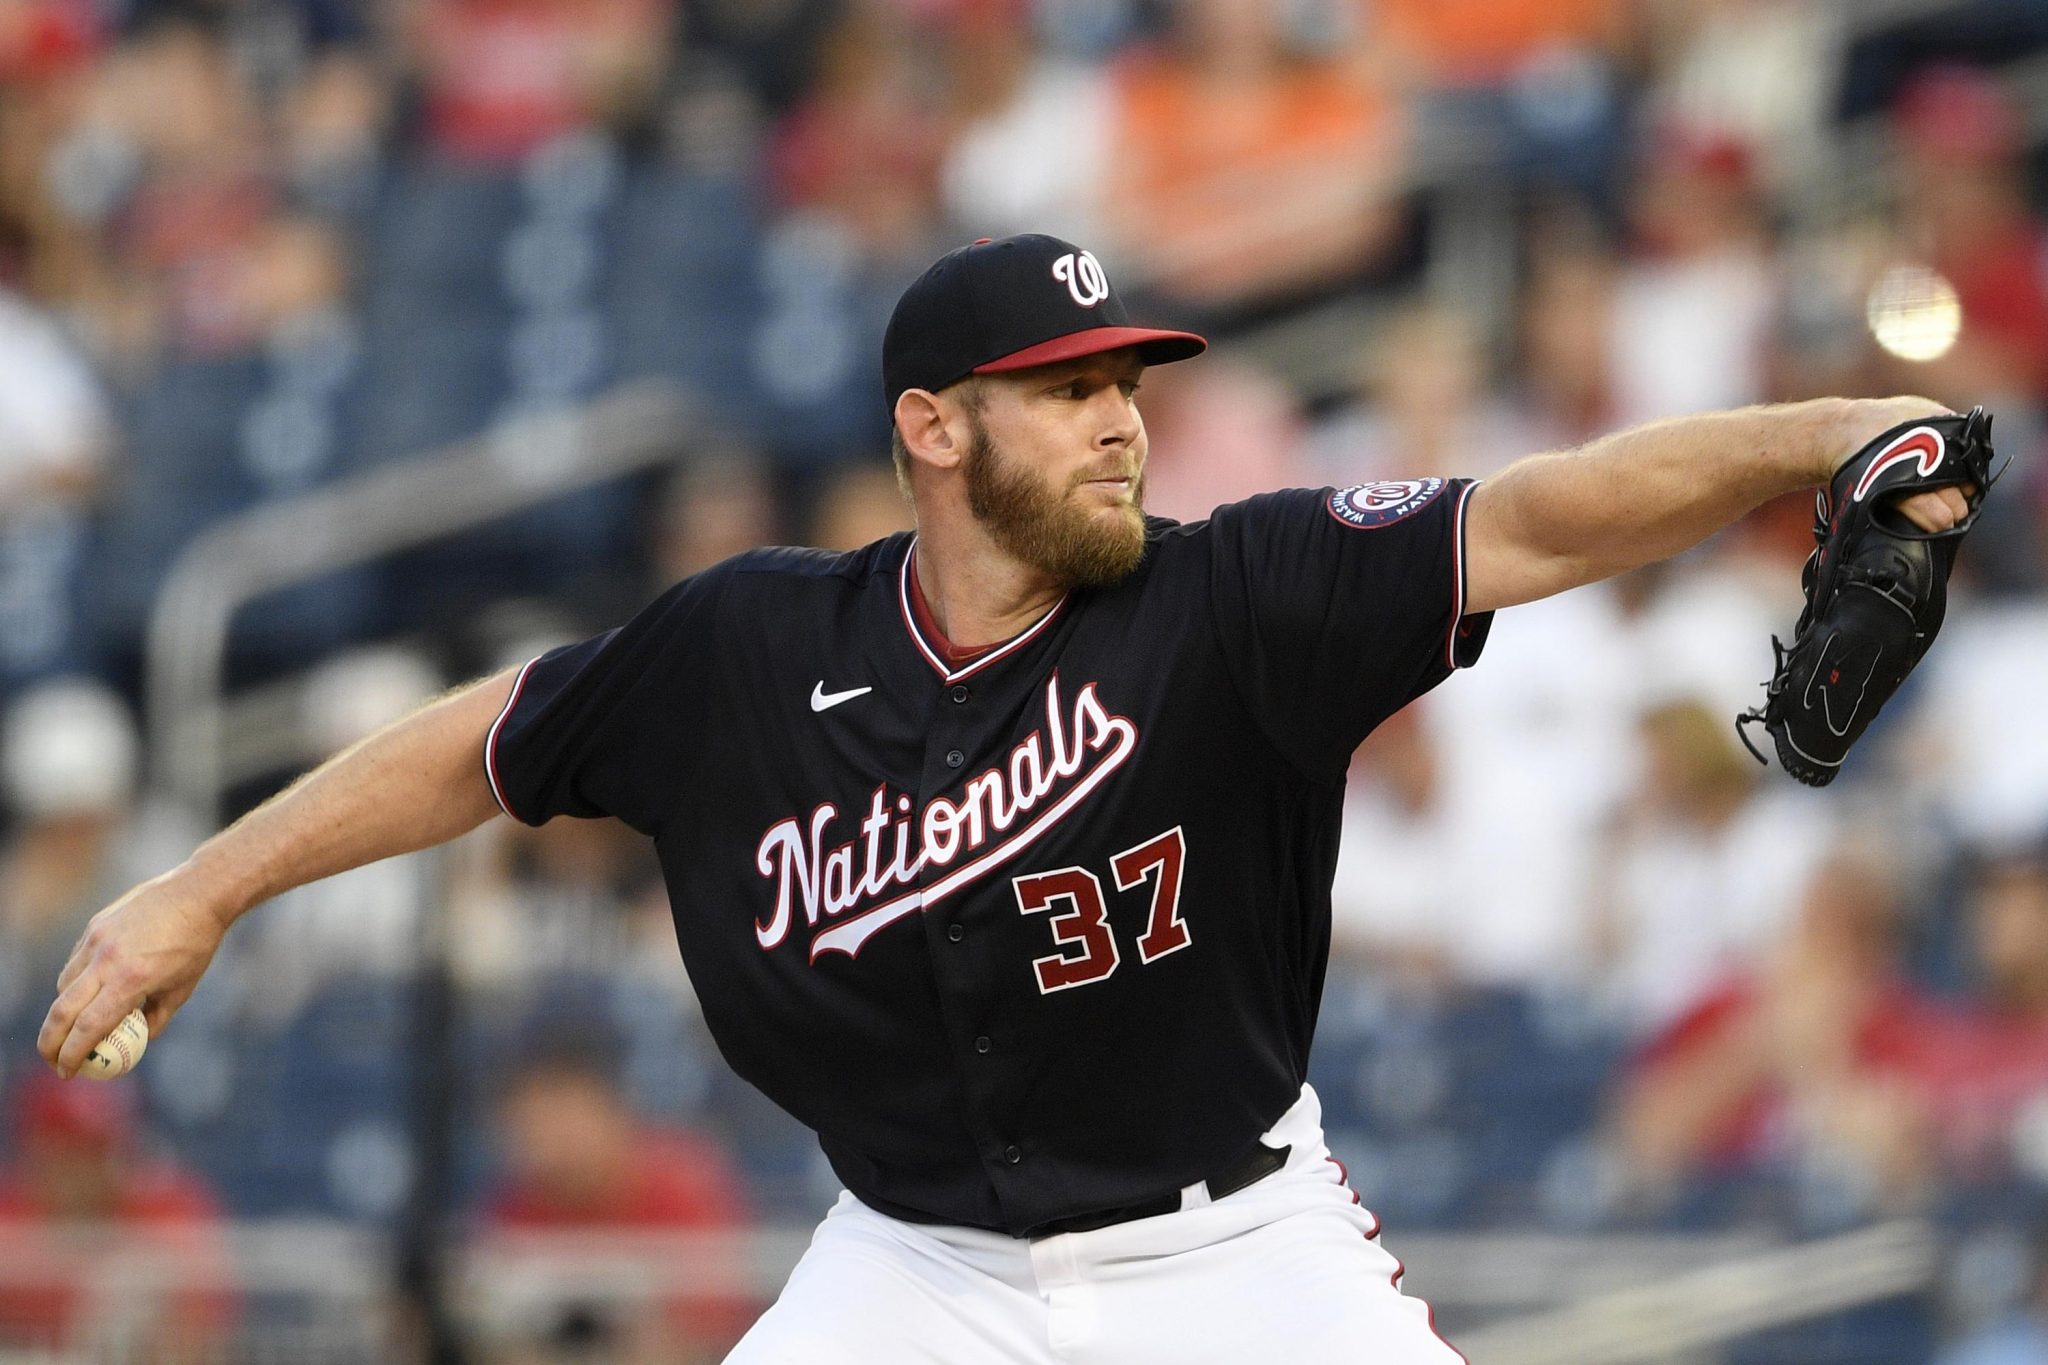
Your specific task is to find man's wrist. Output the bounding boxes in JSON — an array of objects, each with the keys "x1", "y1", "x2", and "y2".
[
  {"x1": 1803, "y1": 397, "x2": 1859, "y2": 487},
  {"x1": 1816, "y1": 394, "x2": 1954, "y2": 484},
  {"x1": 173, "y1": 846, "x2": 261, "y2": 932}
]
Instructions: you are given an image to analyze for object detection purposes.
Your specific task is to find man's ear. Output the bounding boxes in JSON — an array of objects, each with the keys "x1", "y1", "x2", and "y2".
[{"x1": 895, "y1": 388, "x2": 966, "y2": 473}]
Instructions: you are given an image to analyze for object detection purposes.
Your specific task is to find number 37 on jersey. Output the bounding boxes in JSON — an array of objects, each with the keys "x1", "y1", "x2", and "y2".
[{"x1": 1014, "y1": 826, "x2": 1191, "y2": 994}]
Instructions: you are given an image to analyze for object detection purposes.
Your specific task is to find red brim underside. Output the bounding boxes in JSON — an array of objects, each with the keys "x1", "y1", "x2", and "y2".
[{"x1": 973, "y1": 326, "x2": 1208, "y2": 375}]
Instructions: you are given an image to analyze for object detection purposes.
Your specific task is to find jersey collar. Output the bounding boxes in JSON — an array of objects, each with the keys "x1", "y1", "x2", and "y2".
[{"x1": 898, "y1": 538, "x2": 1069, "y2": 684}]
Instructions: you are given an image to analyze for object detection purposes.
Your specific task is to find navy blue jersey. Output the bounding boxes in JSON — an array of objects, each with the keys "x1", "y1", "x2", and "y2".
[{"x1": 486, "y1": 479, "x2": 1491, "y2": 1235}]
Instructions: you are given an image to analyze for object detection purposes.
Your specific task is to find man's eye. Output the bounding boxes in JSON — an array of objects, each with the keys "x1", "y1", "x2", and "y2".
[{"x1": 1120, "y1": 382, "x2": 1142, "y2": 399}]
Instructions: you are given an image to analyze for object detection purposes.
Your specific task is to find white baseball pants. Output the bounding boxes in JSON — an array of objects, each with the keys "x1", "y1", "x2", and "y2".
[{"x1": 726, "y1": 1085, "x2": 1464, "y2": 1363}]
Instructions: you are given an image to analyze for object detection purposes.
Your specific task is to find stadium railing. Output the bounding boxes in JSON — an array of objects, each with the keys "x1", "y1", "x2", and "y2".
[
  {"x1": 0, "y1": 1221, "x2": 1935, "y2": 1361},
  {"x1": 145, "y1": 381, "x2": 697, "y2": 819}
]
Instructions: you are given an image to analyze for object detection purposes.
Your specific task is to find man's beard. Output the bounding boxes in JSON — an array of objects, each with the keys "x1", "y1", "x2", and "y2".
[{"x1": 961, "y1": 423, "x2": 1147, "y2": 588}]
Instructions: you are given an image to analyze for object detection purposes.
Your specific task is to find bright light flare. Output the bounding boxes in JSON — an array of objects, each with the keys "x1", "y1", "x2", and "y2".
[{"x1": 1866, "y1": 263, "x2": 1962, "y2": 362}]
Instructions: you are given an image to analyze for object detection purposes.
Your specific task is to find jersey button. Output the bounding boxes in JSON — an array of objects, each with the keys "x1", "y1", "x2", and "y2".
[
  {"x1": 945, "y1": 748, "x2": 965, "y2": 768},
  {"x1": 947, "y1": 924, "x2": 964, "y2": 943},
  {"x1": 1004, "y1": 1145, "x2": 1022, "y2": 1165},
  {"x1": 950, "y1": 685, "x2": 970, "y2": 704},
  {"x1": 974, "y1": 1035, "x2": 991, "y2": 1054}
]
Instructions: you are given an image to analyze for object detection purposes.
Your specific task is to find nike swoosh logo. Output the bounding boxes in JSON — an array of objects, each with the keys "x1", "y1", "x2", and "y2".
[
  {"x1": 1803, "y1": 632, "x2": 1882, "y2": 738},
  {"x1": 1850, "y1": 428, "x2": 1945, "y2": 503},
  {"x1": 810, "y1": 683, "x2": 873, "y2": 713}
]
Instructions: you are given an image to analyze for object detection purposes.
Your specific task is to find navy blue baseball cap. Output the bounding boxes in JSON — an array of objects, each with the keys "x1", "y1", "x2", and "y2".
[{"x1": 882, "y1": 234, "x2": 1207, "y2": 408}]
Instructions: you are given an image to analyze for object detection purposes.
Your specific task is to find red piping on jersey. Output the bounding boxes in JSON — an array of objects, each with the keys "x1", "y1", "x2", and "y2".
[
  {"x1": 484, "y1": 656, "x2": 541, "y2": 824},
  {"x1": 898, "y1": 539, "x2": 1068, "y2": 683},
  {"x1": 1325, "y1": 1155, "x2": 1469, "y2": 1364}
]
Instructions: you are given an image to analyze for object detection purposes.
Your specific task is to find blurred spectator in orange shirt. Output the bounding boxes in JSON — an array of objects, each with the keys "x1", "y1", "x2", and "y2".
[
  {"x1": 1104, "y1": 0, "x2": 1404, "y2": 314},
  {"x1": 0, "y1": 1074, "x2": 236, "y2": 1361},
  {"x1": 479, "y1": 1037, "x2": 757, "y2": 1363},
  {"x1": 1372, "y1": 0, "x2": 1629, "y2": 203}
]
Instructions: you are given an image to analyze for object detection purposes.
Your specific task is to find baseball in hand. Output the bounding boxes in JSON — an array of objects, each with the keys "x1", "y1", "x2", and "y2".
[{"x1": 81, "y1": 1008, "x2": 148, "y2": 1080}]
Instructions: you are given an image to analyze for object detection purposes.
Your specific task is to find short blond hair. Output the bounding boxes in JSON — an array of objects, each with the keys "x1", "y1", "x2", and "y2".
[{"x1": 890, "y1": 425, "x2": 912, "y2": 499}]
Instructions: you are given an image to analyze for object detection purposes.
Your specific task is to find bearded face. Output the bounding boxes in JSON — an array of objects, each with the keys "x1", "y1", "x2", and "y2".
[{"x1": 961, "y1": 412, "x2": 1147, "y2": 588}]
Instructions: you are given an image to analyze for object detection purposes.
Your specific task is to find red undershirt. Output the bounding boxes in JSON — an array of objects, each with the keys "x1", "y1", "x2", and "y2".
[{"x1": 906, "y1": 551, "x2": 999, "y2": 668}]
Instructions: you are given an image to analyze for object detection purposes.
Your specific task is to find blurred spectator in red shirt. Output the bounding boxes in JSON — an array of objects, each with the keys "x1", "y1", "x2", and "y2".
[
  {"x1": 768, "y1": 3, "x2": 946, "y2": 263},
  {"x1": 478, "y1": 1038, "x2": 757, "y2": 1363},
  {"x1": 0, "y1": 0, "x2": 100, "y2": 84},
  {"x1": 404, "y1": 0, "x2": 672, "y2": 165},
  {"x1": 1903, "y1": 845, "x2": 2048, "y2": 1181},
  {"x1": 1644, "y1": 0, "x2": 1835, "y2": 199},
  {"x1": 1887, "y1": 65, "x2": 2048, "y2": 404},
  {"x1": 1609, "y1": 120, "x2": 1775, "y2": 427},
  {"x1": 27, "y1": 21, "x2": 353, "y2": 369},
  {"x1": 0, "y1": 1074, "x2": 236, "y2": 1360},
  {"x1": 1609, "y1": 843, "x2": 1939, "y2": 1212},
  {"x1": 0, "y1": 0, "x2": 110, "y2": 307}
]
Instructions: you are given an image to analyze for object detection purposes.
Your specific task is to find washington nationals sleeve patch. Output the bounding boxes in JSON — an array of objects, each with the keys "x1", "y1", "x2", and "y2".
[{"x1": 1326, "y1": 479, "x2": 1447, "y2": 529}]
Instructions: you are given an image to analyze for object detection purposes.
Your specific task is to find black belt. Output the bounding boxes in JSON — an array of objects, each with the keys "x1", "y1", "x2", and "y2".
[{"x1": 1027, "y1": 1142, "x2": 1291, "y2": 1239}]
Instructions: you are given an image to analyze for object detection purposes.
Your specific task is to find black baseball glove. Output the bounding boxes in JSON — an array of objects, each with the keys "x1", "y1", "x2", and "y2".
[{"x1": 1737, "y1": 406, "x2": 2000, "y2": 786}]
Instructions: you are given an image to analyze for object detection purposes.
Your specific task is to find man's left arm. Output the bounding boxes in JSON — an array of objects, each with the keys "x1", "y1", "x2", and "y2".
[{"x1": 1464, "y1": 397, "x2": 1974, "y2": 614}]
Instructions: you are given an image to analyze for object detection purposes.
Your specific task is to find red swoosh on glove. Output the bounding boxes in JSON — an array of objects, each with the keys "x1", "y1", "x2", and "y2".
[{"x1": 1850, "y1": 428, "x2": 1945, "y2": 503}]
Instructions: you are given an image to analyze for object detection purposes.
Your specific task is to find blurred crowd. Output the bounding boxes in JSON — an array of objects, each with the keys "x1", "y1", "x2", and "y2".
[{"x1": 0, "y1": 0, "x2": 2045, "y2": 1358}]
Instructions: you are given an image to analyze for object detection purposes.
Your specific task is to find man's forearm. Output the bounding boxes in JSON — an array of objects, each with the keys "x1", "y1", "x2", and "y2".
[
  {"x1": 39, "y1": 668, "x2": 524, "y2": 1075},
  {"x1": 181, "y1": 667, "x2": 519, "y2": 926},
  {"x1": 1465, "y1": 399, "x2": 1857, "y2": 613},
  {"x1": 1463, "y1": 395, "x2": 1968, "y2": 613}
]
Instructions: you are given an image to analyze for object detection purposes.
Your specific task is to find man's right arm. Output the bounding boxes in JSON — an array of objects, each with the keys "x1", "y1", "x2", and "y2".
[{"x1": 37, "y1": 666, "x2": 522, "y2": 1078}]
